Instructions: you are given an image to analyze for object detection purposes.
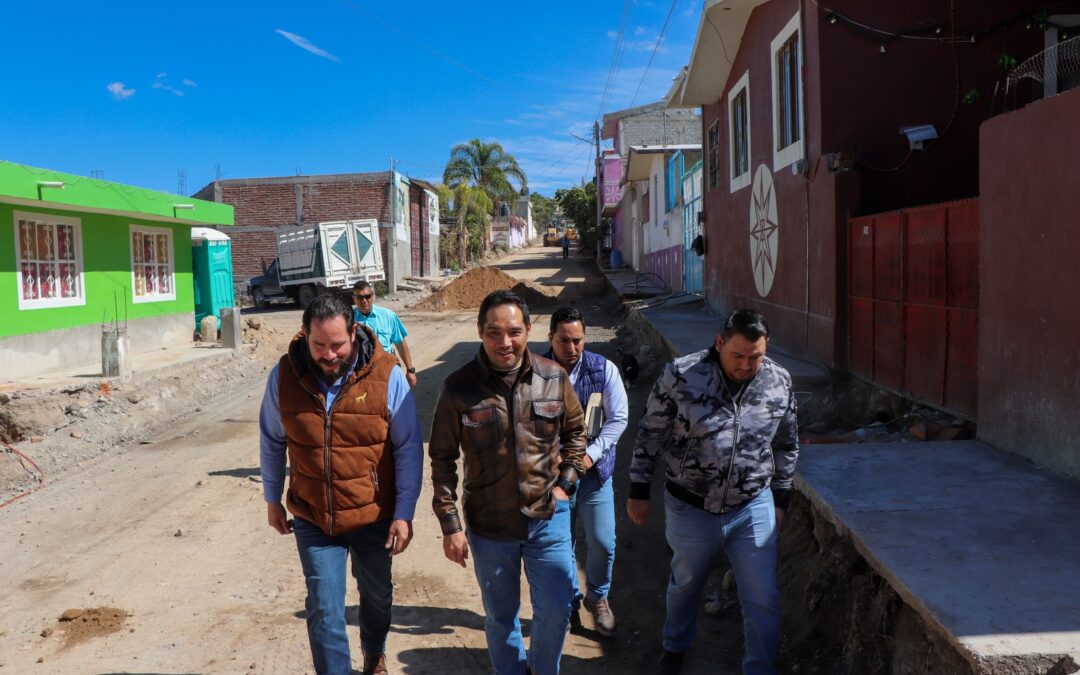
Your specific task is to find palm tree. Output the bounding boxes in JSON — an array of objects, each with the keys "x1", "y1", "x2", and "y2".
[{"x1": 443, "y1": 140, "x2": 527, "y2": 254}]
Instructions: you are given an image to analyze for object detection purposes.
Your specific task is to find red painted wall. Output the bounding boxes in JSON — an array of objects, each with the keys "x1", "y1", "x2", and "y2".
[{"x1": 978, "y1": 87, "x2": 1080, "y2": 479}]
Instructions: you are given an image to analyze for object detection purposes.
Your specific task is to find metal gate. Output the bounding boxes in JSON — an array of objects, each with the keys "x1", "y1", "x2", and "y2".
[
  {"x1": 848, "y1": 199, "x2": 979, "y2": 418},
  {"x1": 682, "y1": 160, "x2": 704, "y2": 293}
]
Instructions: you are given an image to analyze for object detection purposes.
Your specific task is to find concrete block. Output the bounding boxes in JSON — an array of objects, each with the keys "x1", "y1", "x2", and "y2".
[
  {"x1": 199, "y1": 316, "x2": 218, "y2": 344},
  {"x1": 219, "y1": 308, "x2": 242, "y2": 349},
  {"x1": 101, "y1": 329, "x2": 132, "y2": 382}
]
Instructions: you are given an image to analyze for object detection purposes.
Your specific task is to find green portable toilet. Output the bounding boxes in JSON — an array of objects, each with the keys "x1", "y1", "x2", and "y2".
[{"x1": 191, "y1": 227, "x2": 235, "y2": 330}]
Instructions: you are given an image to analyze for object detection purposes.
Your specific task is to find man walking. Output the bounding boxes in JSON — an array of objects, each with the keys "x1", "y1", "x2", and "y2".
[
  {"x1": 429, "y1": 289, "x2": 587, "y2": 675},
  {"x1": 352, "y1": 280, "x2": 418, "y2": 387},
  {"x1": 543, "y1": 307, "x2": 628, "y2": 635},
  {"x1": 626, "y1": 309, "x2": 799, "y2": 675},
  {"x1": 260, "y1": 294, "x2": 423, "y2": 675},
  {"x1": 561, "y1": 232, "x2": 570, "y2": 259}
]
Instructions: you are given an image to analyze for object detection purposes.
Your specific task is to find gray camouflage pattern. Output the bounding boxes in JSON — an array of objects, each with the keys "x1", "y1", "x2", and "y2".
[{"x1": 630, "y1": 349, "x2": 799, "y2": 513}]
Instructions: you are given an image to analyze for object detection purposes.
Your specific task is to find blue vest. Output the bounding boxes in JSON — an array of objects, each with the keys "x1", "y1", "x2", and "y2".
[{"x1": 547, "y1": 349, "x2": 617, "y2": 484}]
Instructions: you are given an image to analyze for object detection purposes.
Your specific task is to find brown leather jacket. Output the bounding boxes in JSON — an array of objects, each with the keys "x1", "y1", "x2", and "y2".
[
  {"x1": 279, "y1": 326, "x2": 398, "y2": 535},
  {"x1": 429, "y1": 349, "x2": 587, "y2": 540}
]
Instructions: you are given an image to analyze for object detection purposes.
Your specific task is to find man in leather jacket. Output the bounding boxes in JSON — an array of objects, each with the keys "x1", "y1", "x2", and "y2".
[{"x1": 429, "y1": 289, "x2": 587, "y2": 675}]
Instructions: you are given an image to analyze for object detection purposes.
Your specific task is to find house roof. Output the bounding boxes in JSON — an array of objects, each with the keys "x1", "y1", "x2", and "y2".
[
  {"x1": 600, "y1": 100, "x2": 668, "y2": 140},
  {"x1": 667, "y1": 0, "x2": 769, "y2": 108},
  {"x1": 625, "y1": 144, "x2": 703, "y2": 181},
  {"x1": 207, "y1": 171, "x2": 392, "y2": 187},
  {"x1": 0, "y1": 161, "x2": 233, "y2": 226}
]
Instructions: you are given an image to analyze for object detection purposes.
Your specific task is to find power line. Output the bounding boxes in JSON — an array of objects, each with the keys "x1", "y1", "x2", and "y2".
[
  {"x1": 630, "y1": 0, "x2": 682, "y2": 107},
  {"x1": 596, "y1": 0, "x2": 634, "y2": 120}
]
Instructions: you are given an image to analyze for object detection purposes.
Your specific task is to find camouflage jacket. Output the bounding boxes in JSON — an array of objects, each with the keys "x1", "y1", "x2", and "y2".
[{"x1": 629, "y1": 348, "x2": 799, "y2": 513}]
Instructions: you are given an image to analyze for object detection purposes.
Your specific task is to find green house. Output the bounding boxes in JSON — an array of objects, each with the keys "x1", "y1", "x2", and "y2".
[{"x1": 0, "y1": 161, "x2": 234, "y2": 380}]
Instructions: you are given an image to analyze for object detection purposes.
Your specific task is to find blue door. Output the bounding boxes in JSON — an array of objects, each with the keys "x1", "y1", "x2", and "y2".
[{"x1": 682, "y1": 161, "x2": 704, "y2": 293}]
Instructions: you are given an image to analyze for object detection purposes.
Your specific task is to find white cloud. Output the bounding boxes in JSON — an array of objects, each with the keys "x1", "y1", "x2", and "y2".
[
  {"x1": 153, "y1": 73, "x2": 184, "y2": 97},
  {"x1": 275, "y1": 29, "x2": 341, "y2": 62},
  {"x1": 183, "y1": 78, "x2": 197, "y2": 87},
  {"x1": 107, "y1": 81, "x2": 135, "y2": 100}
]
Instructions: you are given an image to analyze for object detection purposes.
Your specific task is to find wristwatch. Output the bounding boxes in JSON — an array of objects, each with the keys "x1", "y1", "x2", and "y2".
[
  {"x1": 406, "y1": 367, "x2": 417, "y2": 374},
  {"x1": 556, "y1": 477, "x2": 577, "y2": 497}
]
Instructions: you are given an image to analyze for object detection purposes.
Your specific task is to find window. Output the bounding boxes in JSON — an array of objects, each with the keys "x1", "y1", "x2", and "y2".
[
  {"x1": 642, "y1": 189, "x2": 651, "y2": 224},
  {"x1": 770, "y1": 12, "x2": 804, "y2": 170},
  {"x1": 728, "y1": 70, "x2": 751, "y2": 192},
  {"x1": 130, "y1": 225, "x2": 175, "y2": 302},
  {"x1": 706, "y1": 121, "x2": 721, "y2": 191},
  {"x1": 14, "y1": 212, "x2": 85, "y2": 309}
]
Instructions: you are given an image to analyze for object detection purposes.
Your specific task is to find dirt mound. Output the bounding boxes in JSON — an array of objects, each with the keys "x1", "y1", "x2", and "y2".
[
  {"x1": 55, "y1": 607, "x2": 130, "y2": 647},
  {"x1": 412, "y1": 267, "x2": 557, "y2": 312}
]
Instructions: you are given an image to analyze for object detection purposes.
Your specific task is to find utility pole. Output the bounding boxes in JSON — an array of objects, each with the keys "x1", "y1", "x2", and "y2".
[
  {"x1": 387, "y1": 158, "x2": 398, "y2": 294},
  {"x1": 593, "y1": 120, "x2": 602, "y2": 263}
]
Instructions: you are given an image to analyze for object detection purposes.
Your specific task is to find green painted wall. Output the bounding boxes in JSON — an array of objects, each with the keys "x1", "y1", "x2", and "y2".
[{"x1": 0, "y1": 203, "x2": 195, "y2": 338}]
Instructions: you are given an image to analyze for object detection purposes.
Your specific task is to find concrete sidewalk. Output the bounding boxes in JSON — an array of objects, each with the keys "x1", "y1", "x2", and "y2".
[{"x1": 613, "y1": 282, "x2": 1080, "y2": 672}]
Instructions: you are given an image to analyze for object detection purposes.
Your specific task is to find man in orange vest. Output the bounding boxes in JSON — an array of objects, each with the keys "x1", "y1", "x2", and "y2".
[{"x1": 260, "y1": 293, "x2": 423, "y2": 675}]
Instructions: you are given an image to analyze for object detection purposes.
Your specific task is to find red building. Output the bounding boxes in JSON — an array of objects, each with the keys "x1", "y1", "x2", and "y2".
[{"x1": 668, "y1": 0, "x2": 1080, "y2": 373}]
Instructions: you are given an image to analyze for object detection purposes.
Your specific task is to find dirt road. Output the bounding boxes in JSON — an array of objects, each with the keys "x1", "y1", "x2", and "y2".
[{"x1": 0, "y1": 246, "x2": 745, "y2": 674}]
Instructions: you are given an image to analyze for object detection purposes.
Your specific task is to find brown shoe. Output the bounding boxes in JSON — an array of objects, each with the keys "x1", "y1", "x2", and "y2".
[
  {"x1": 362, "y1": 652, "x2": 388, "y2": 675},
  {"x1": 584, "y1": 595, "x2": 616, "y2": 636}
]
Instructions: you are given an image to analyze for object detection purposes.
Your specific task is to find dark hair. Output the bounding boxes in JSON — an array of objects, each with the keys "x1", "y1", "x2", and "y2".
[
  {"x1": 549, "y1": 306, "x2": 585, "y2": 334},
  {"x1": 478, "y1": 289, "x2": 531, "y2": 328},
  {"x1": 721, "y1": 309, "x2": 769, "y2": 342},
  {"x1": 352, "y1": 280, "x2": 373, "y2": 293},
  {"x1": 303, "y1": 293, "x2": 355, "y2": 333}
]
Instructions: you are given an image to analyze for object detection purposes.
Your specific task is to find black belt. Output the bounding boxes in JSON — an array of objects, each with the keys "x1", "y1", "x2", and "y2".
[{"x1": 665, "y1": 481, "x2": 706, "y2": 510}]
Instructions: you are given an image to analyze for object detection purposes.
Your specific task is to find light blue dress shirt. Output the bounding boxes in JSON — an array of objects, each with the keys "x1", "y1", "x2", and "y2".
[{"x1": 353, "y1": 305, "x2": 408, "y2": 355}]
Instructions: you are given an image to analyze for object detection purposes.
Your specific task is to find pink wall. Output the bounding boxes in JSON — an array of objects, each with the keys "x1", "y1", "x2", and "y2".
[{"x1": 645, "y1": 244, "x2": 684, "y2": 293}]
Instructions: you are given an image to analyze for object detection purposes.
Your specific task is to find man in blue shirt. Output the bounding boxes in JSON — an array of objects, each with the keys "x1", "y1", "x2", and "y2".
[
  {"x1": 260, "y1": 293, "x2": 423, "y2": 675},
  {"x1": 545, "y1": 307, "x2": 628, "y2": 636},
  {"x1": 352, "y1": 280, "x2": 418, "y2": 388}
]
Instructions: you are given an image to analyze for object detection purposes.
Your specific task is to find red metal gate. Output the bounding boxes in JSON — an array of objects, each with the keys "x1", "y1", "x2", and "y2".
[{"x1": 848, "y1": 199, "x2": 979, "y2": 418}]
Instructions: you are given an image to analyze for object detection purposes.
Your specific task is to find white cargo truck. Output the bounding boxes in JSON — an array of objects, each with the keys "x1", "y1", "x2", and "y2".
[{"x1": 250, "y1": 220, "x2": 384, "y2": 309}]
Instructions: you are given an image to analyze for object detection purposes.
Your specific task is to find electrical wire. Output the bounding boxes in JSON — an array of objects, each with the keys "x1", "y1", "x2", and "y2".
[
  {"x1": 630, "y1": 0, "x2": 683, "y2": 107},
  {"x1": 596, "y1": 0, "x2": 634, "y2": 119},
  {"x1": 1, "y1": 442, "x2": 45, "y2": 509}
]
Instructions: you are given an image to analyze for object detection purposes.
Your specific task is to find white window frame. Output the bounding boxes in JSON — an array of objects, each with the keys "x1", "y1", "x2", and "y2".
[
  {"x1": 129, "y1": 224, "x2": 176, "y2": 303},
  {"x1": 13, "y1": 211, "x2": 86, "y2": 310},
  {"x1": 728, "y1": 70, "x2": 752, "y2": 192},
  {"x1": 770, "y1": 11, "x2": 805, "y2": 171}
]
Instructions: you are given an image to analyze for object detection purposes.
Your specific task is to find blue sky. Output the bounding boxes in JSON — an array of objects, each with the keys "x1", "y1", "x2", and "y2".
[{"x1": 0, "y1": 1, "x2": 703, "y2": 197}]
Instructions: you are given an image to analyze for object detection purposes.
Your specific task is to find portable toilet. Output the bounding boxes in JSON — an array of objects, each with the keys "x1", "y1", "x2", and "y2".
[{"x1": 191, "y1": 227, "x2": 235, "y2": 330}]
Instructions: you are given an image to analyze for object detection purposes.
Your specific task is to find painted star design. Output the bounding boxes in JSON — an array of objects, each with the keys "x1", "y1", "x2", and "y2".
[{"x1": 750, "y1": 178, "x2": 778, "y2": 290}]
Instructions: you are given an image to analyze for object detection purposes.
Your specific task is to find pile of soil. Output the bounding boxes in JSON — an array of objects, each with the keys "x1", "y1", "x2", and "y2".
[
  {"x1": 411, "y1": 267, "x2": 557, "y2": 312},
  {"x1": 54, "y1": 607, "x2": 130, "y2": 647}
]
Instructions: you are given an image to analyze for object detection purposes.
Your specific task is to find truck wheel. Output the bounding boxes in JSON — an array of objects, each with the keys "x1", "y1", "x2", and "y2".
[
  {"x1": 252, "y1": 287, "x2": 270, "y2": 309},
  {"x1": 298, "y1": 284, "x2": 317, "y2": 309}
]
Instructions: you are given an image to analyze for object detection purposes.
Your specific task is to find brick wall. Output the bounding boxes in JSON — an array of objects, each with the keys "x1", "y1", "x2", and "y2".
[{"x1": 193, "y1": 173, "x2": 393, "y2": 289}]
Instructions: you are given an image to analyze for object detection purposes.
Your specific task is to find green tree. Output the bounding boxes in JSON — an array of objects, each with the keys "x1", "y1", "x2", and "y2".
[
  {"x1": 555, "y1": 182, "x2": 598, "y2": 250},
  {"x1": 443, "y1": 140, "x2": 527, "y2": 252},
  {"x1": 437, "y1": 182, "x2": 492, "y2": 270},
  {"x1": 530, "y1": 192, "x2": 556, "y2": 229}
]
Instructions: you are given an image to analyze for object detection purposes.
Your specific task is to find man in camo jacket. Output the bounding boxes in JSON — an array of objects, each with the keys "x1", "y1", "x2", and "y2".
[{"x1": 627, "y1": 309, "x2": 798, "y2": 675}]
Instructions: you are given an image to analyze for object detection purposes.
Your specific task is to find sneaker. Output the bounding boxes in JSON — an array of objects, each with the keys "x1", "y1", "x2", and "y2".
[
  {"x1": 657, "y1": 649, "x2": 686, "y2": 674},
  {"x1": 584, "y1": 595, "x2": 616, "y2": 636},
  {"x1": 362, "y1": 652, "x2": 388, "y2": 675}
]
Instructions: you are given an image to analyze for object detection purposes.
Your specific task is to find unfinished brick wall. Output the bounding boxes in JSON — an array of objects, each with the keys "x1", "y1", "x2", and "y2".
[{"x1": 193, "y1": 174, "x2": 394, "y2": 289}]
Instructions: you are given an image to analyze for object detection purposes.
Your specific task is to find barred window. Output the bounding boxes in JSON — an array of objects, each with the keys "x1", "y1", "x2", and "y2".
[
  {"x1": 130, "y1": 225, "x2": 175, "y2": 302},
  {"x1": 14, "y1": 212, "x2": 84, "y2": 309}
]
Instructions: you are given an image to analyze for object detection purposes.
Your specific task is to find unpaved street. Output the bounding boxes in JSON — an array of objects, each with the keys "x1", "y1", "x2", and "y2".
[{"x1": 0, "y1": 246, "x2": 745, "y2": 674}]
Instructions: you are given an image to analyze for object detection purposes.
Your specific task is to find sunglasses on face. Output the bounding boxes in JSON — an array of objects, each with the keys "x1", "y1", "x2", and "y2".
[{"x1": 353, "y1": 293, "x2": 374, "y2": 300}]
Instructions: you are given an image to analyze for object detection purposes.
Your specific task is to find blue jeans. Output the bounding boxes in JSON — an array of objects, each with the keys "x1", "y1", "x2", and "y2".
[
  {"x1": 293, "y1": 517, "x2": 393, "y2": 675},
  {"x1": 662, "y1": 487, "x2": 780, "y2": 675},
  {"x1": 569, "y1": 470, "x2": 616, "y2": 603},
  {"x1": 468, "y1": 498, "x2": 575, "y2": 675}
]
